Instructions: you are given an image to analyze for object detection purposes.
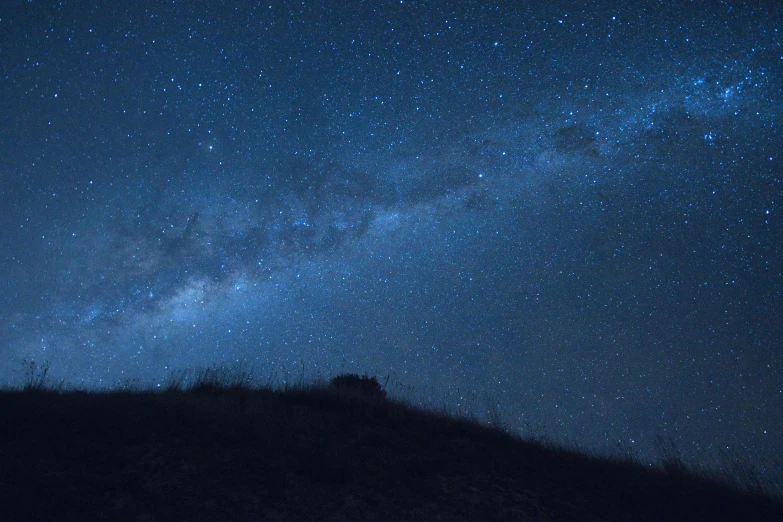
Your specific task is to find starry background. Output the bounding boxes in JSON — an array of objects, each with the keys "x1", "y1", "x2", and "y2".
[{"x1": 1, "y1": 0, "x2": 781, "y2": 476}]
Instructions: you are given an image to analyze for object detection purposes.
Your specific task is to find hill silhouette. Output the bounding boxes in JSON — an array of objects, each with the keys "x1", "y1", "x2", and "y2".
[{"x1": 1, "y1": 367, "x2": 781, "y2": 521}]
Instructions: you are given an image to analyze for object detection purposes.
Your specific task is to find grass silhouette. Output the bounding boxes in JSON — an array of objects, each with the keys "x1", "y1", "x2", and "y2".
[{"x1": 1, "y1": 363, "x2": 781, "y2": 521}]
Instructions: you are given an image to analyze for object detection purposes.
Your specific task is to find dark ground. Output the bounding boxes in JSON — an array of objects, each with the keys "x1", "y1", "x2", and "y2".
[{"x1": 1, "y1": 383, "x2": 781, "y2": 521}]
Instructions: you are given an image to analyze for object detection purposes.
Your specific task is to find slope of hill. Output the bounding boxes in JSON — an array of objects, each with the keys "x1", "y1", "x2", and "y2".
[{"x1": 1, "y1": 378, "x2": 781, "y2": 521}]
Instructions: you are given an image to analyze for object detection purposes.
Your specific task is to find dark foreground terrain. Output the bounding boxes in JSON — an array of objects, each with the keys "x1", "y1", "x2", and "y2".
[{"x1": 1, "y1": 381, "x2": 781, "y2": 521}]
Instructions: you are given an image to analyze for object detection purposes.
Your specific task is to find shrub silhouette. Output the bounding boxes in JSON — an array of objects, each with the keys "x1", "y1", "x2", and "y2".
[{"x1": 328, "y1": 374, "x2": 387, "y2": 400}]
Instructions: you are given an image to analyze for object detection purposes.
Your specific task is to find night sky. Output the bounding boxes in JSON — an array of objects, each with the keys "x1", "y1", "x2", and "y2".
[{"x1": 2, "y1": 1, "x2": 781, "y2": 477}]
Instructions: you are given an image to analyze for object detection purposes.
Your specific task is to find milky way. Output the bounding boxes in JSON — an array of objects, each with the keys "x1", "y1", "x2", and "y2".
[{"x1": 1, "y1": 1, "x2": 781, "y2": 480}]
